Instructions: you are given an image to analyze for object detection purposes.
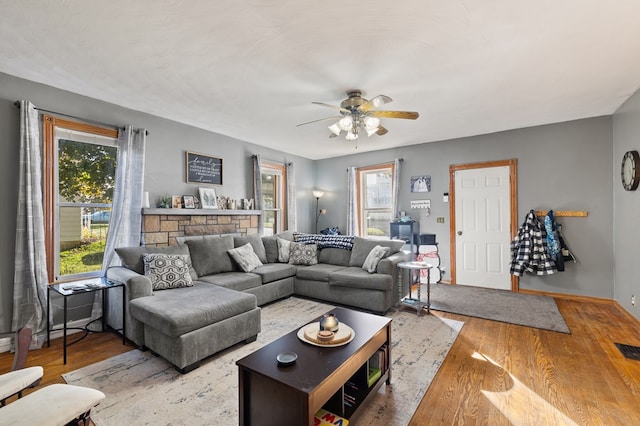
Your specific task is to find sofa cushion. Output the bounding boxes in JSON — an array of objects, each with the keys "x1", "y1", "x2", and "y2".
[
  {"x1": 329, "y1": 267, "x2": 393, "y2": 291},
  {"x1": 185, "y1": 235, "x2": 237, "y2": 276},
  {"x1": 129, "y1": 284, "x2": 257, "y2": 337},
  {"x1": 277, "y1": 237, "x2": 292, "y2": 262},
  {"x1": 362, "y1": 245, "x2": 390, "y2": 273},
  {"x1": 142, "y1": 253, "x2": 194, "y2": 290},
  {"x1": 234, "y1": 234, "x2": 267, "y2": 263},
  {"x1": 115, "y1": 245, "x2": 197, "y2": 280},
  {"x1": 289, "y1": 242, "x2": 318, "y2": 266},
  {"x1": 349, "y1": 237, "x2": 405, "y2": 267},
  {"x1": 262, "y1": 231, "x2": 294, "y2": 263},
  {"x1": 197, "y1": 272, "x2": 262, "y2": 291},
  {"x1": 295, "y1": 263, "x2": 346, "y2": 282},
  {"x1": 318, "y1": 247, "x2": 352, "y2": 267},
  {"x1": 252, "y1": 263, "x2": 297, "y2": 284},
  {"x1": 228, "y1": 243, "x2": 263, "y2": 272}
]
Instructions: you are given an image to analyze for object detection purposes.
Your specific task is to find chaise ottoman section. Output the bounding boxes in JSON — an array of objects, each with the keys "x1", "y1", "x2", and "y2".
[{"x1": 129, "y1": 283, "x2": 260, "y2": 373}]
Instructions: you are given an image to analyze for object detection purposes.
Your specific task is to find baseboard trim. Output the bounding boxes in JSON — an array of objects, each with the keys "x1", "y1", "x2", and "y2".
[
  {"x1": 613, "y1": 300, "x2": 640, "y2": 329},
  {"x1": 0, "y1": 317, "x2": 94, "y2": 354},
  {"x1": 517, "y1": 288, "x2": 615, "y2": 304},
  {"x1": 0, "y1": 337, "x2": 11, "y2": 353}
]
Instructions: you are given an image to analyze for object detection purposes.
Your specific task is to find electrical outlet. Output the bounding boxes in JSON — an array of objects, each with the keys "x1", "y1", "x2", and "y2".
[
  {"x1": 437, "y1": 217, "x2": 445, "y2": 223},
  {"x1": 632, "y1": 295, "x2": 636, "y2": 306}
]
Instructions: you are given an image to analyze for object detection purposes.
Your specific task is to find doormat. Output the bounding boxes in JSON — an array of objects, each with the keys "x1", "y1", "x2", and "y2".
[{"x1": 615, "y1": 343, "x2": 640, "y2": 360}]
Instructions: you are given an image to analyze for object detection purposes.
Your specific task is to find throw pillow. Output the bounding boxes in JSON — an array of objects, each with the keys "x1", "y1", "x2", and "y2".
[
  {"x1": 143, "y1": 253, "x2": 194, "y2": 290},
  {"x1": 228, "y1": 243, "x2": 264, "y2": 272},
  {"x1": 362, "y1": 245, "x2": 390, "y2": 273},
  {"x1": 288, "y1": 242, "x2": 318, "y2": 266},
  {"x1": 277, "y1": 237, "x2": 292, "y2": 263}
]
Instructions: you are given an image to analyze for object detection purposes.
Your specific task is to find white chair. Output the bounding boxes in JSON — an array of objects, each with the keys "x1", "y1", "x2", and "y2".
[
  {"x1": 0, "y1": 328, "x2": 42, "y2": 406},
  {"x1": 0, "y1": 328, "x2": 106, "y2": 425},
  {"x1": 0, "y1": 383, "x2": 105, "y2": 425}
]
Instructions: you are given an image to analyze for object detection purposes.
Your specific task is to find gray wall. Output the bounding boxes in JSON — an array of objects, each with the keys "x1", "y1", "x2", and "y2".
[
  {"x1": 317, "y1": 117, "x2": 614, "y2": 299},
  {"x1": 0, "y1": 69, "x2": 630, "y2": 333},
  {"x1": 613, "y1": 88, "x2": 640, "y2": 321},
  {"x1": 0, "y1": 72, "x2": 316, "y2": 333}
]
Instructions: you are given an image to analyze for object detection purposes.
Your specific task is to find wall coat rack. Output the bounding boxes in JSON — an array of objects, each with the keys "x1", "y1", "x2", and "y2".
[{"x1": 534, "y1": 210, "x2": 588, "y2": 218}]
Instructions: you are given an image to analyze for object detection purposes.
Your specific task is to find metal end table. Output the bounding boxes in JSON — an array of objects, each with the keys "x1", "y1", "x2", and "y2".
[
  {"x1": 397, "y1": 261, "x2": 432, "y2": 315},
  {"x1": 47, "y1": 277, "x2": 126, "y2": 364}
]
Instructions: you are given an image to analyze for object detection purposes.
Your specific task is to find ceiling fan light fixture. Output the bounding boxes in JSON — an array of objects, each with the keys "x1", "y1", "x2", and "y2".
[
  {"x1": 365, "y1": 126, "x2": 379, "y2": 137},
  {"x1": 345, "y1": 131, "x2": 358, "y2": 141},
  {"x1": 338, "y1": 116, "x2": 353, "y2": 131},
  {"x1": 364, "y1": 116, "x2": 380, "y2": 130},
  {"x1": 328, "y1": 122, "x2": 341, "y2": 136}
]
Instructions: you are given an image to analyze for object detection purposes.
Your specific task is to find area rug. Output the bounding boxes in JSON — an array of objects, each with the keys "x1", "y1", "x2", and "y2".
[
  {"x1": 63, "y1": 297, "x2": 463, "y2": 425},
  {"x1": 427, "y1": 283, "x2": 570, "y2": 333}
]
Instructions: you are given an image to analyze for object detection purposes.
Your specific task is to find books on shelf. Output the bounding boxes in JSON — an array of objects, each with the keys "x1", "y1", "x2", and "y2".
[
  {"x1": 367, "y1": 345, "x2": 388, "y2": 387},
  {"x1": 367, "y1": 367, "x2": 381, "y2": 387},
  {"x1": 314, "y1": 409, "x2": 349, "y2": 426}
]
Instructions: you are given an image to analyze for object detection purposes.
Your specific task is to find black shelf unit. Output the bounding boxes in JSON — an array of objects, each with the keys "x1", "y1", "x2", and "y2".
[{"x1": 390, "y1": 220, "x2": 419, "y2": 258}]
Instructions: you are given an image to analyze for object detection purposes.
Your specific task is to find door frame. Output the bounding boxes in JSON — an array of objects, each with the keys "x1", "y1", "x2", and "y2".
[{"x1": 448, "y1": 159, "x2": 519, "y2": 291}]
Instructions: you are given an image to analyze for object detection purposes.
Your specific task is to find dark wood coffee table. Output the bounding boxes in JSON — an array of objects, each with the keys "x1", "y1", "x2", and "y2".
[{"x1": 237, "y1": 307, "x2": 392, "y2": 426}]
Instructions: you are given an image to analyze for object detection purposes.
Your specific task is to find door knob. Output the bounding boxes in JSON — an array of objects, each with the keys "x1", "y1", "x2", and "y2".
[{"x1": 457, "y1": 231, "x2": 462, "y2": 235}]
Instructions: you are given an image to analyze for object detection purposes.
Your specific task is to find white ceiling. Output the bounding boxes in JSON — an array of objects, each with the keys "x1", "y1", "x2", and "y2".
[{"x1": 2, "y1": 1, "x2": 640, "y2": 160}]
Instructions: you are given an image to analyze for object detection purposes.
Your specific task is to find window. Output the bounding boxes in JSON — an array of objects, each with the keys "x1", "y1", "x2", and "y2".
[
  {"x1": 43, "y1": 115, "x2": 118, "y2": 282},
  {"x1": 261, "y1": 162, "x2": 287, "y2": 236},
  {"x1": 357, "y1": 163, "x2": 395, "y2": 238}
]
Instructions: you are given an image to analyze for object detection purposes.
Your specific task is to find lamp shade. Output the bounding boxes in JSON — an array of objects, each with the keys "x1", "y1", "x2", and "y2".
[{"x1": 312, "y1": 190, "x2": 325, "y2": 198}]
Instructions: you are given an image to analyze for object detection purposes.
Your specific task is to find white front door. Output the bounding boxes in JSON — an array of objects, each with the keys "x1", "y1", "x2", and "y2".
[{"x1": 454, "y1": 165, "x2": 512, "y2": 290}]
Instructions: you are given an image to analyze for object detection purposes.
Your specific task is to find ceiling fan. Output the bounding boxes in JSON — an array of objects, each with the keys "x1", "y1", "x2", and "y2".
[{"x1": 297, "y1": 90, "x2": 419, "y2": 142}]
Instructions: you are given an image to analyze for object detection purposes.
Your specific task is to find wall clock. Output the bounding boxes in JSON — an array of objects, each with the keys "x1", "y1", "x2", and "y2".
[{"x1": 621, "y1": 150, "x2": 640, "y2": 191}]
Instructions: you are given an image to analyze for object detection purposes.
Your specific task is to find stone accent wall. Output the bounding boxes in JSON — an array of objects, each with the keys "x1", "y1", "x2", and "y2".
[{"x1": 141, "y1": 209, "x2": 261, "y2": 246}]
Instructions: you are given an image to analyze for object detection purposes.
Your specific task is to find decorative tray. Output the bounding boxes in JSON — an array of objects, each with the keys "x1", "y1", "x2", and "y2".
[{"x1": 297, "y1": 323, "x2": 355, "y2": 347}]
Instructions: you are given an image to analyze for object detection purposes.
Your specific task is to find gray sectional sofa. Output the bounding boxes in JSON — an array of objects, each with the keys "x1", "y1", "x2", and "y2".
[{"x1": 104, "y1": 231, "x2": 410, "y2": 373}]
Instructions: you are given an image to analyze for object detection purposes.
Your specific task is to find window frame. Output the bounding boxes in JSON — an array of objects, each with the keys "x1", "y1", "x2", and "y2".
[
  {"x1": 260, "y1": 162, "x2": 287, "y2": 235},
  {"x1": 356, "y1": 162, "x2": 396, "y2": 238},
  {"x1": 42, "y1": 115, "x2": 118, "y2": 283}
]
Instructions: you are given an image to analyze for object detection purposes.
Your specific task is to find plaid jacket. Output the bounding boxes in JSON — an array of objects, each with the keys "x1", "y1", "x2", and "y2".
[{"x1": 510, "y1": 210, "x2": 557, "y2": 276}]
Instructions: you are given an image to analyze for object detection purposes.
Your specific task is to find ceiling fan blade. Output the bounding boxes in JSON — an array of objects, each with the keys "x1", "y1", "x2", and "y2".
[
  {"x1": 359, "y1": 95, "x2": 393, "y2": 111},
  {"x1": 376, "y1": 125, "x2": 389, "y2": 136},
  {"x1": 369, "y1": 110, "x2": 419, "y2": 120},
  {"x1": 311, "y1": 102, "x2": 350, "y2": 114},
  {"x1": 296, "y1": 116, "x2": 342, "y2": 127}
]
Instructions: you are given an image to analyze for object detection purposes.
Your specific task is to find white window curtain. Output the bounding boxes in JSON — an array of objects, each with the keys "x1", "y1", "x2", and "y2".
[
  {"x1": 101, "y1": 126, "x2": 146, "y2": 271},
  {"x1": 346, "y1": 166, "x2": 358, "y2": 236},
  {"x1": 392, "y1": 158, "x2": 402, "y2": 218},
  {"x1": 286, "y1": 162, "x2": 296, "y2": 231},
  {"x1": 12, "y1": 100, "x2": 48, "y2": 348},
  {"x1": 252, "y1": 155, "x2": 264, "y2": 234},
  {"x1": 91, "y1": 126, "x2": 146, "y2": 323}
]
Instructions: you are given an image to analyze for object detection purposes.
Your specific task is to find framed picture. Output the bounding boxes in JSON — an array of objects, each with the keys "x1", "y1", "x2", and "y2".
[
  {"x1": 186, "y1": 151, "x2": 223, "y2": 185},
  {"x1": 199, "y1": 187, "x2": 219, "y2": 209},
  {"x1": 172, "y1": 195, "x2": 183, "y2": 209},
  {"x1": 183, "y1": 195, "x2": 196, "y2": 209},
  {"x1": 410, "y1": 175, "x2": 431, "y2": 193}
]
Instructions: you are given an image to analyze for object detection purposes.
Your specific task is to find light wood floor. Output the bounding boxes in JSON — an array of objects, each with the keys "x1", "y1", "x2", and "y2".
[{"x1": 2, "y1": 298, "x2": 640, "y2": 425}]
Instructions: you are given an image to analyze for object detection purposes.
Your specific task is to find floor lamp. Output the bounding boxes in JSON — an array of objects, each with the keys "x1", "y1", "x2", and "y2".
[{"x1": 313, "y1": 190, "x2": 325, "y2": 233}]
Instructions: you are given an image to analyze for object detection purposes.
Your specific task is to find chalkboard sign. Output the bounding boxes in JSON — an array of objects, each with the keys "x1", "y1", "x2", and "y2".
[{"x1": 186, "y1": 151, "x2": 223, "y2": 185}]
